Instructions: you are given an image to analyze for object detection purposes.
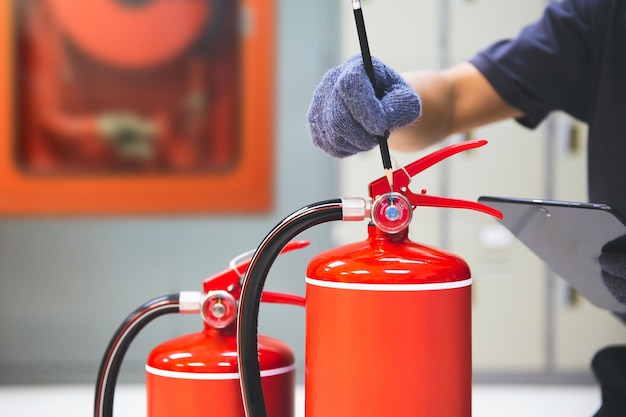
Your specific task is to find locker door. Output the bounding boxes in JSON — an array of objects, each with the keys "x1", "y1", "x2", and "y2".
[{"x1": 444, "y1": 0, "x2": 549, "y2": 373}]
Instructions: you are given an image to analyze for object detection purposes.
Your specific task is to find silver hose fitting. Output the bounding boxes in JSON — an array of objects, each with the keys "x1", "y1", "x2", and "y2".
[
  {"x1": 341, "y1": 197, "x2": 371, "y2": 221},
  {"x1": 178, "y1": 291, "x2": 202, "y2": 314}
]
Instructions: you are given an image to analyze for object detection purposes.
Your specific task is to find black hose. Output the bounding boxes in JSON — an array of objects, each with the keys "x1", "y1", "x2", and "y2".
[
  {"x1": 94, "y1": 294, "x2": 180, "y2": 417},
  {"x1": 237, "y1": 200, "x2": 344, "y2": 417}
]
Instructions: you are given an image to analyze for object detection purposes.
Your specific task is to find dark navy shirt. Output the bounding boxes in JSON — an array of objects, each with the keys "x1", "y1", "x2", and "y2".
[{"x1": 469, "y1": 0, "x2": 626, "y2": 215}]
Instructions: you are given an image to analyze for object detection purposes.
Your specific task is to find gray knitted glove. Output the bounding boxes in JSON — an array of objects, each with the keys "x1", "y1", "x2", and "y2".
[{"x1": 307, "y1": 54, "x2": 421, "y2": 158}]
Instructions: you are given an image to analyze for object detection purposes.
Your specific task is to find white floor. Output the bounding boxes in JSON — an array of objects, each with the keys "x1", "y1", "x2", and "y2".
[{"x1": 0, "y1": 384, "x2": 602, "y2": 417}]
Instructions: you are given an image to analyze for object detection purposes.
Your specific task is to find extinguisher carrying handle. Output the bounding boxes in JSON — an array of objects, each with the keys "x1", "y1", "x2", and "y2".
[
  {"x1": 368, "y1": 139, "x2": 503, "y2": 219},
  {"x1": 203, "y1": 240, "x2": 311, "y2": 300}
]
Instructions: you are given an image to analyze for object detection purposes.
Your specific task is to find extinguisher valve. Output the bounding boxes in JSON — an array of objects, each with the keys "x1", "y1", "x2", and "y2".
[{"x1": 368, "y1": 139, "x2": 503, "y2": 222}]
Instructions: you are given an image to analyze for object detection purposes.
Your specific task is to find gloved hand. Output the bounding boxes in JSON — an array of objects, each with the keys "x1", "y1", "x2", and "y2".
[
  {"x1": 599, "y1": 235, "x2": 626, "y2": 305},
  {"x1": 307, "y1": 54, "x2": 422, "y2": 158}
]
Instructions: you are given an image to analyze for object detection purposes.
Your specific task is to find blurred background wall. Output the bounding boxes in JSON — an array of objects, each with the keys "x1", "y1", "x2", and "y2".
[
  {"x1": 0, "y1": 0, "x2": 340, "y2": 384},
  {"x1": 1, "y1": 0, "x2": 625, "y2": 387}
]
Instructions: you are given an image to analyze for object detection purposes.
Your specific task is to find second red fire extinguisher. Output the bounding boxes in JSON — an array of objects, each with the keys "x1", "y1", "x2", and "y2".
[
  {"x1": 237, "y1": 139, "x2": 502, "y2": 417},
  {"x1": 94, "y1": 241, "x2": 309, "y2": 417}
]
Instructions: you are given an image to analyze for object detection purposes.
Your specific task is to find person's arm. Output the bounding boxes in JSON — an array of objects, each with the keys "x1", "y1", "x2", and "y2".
[{"x1": 389, "y1": 62, "x2": 524, "y2": 152}]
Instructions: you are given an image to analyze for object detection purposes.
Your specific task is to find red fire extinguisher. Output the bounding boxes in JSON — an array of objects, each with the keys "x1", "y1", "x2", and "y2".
[
  {"x1": 237, "y1": 139, "x2": 502, "y2": 417},
  {"x1": 94, "y1": 241, "x2": 309, "y2": 417}
]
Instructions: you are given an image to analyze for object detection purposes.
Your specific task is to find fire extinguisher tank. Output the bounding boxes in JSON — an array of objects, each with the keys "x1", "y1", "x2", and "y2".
[
  {"x1": 305, "y1": 224, "x2": 472, "y2": 417},
  {"x1": 146, "y1": 327, "x2": 296, "y2": 417}
]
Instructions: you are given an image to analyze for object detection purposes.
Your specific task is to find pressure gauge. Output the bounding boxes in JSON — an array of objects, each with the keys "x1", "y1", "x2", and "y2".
[
  {"x1": 371, "y1": 192, "x2": 412, "y2": 234},
  {"x1": 202, "y1": 290, "x2": 237, "y2": 329}
]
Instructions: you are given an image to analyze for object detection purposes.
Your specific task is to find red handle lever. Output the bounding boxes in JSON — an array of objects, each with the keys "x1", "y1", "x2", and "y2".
[
  {"x1": 408, "y1": 194, "x2": 502, "y2": 219},
  {"x1": 404, "y1": 139, "x2": 488, "y2": 177},
  {"x1": 369, "y1": 139, "x2": 502, "y2": 219},
  {"x1": 202, "y1": 240, "x2": 310, "y2": 298}
]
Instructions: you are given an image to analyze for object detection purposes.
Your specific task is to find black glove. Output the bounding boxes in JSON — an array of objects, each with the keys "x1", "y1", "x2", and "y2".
[
  {"x1": 591, "y1": 346, "x2": 626, "y2": 417},
  {"x1": 599, "y1": 235, "x2": 626, "y2": 305}
]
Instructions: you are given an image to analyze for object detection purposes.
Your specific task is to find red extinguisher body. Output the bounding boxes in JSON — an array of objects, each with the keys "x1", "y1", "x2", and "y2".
[
  {"x1": 144, "y1": 241, "x2": 310, "y2": 417},
  {"x1": 305, "y1": 225, "x2": 472, "y2": 417},
  {"x1": 146, "y1": 326, "x2": 296, "y2": 417}
]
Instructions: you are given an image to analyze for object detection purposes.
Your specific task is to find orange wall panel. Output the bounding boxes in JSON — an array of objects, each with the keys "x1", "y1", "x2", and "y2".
[{"x1": 0, "y1": 0, "x2": 275, "y2": 215}]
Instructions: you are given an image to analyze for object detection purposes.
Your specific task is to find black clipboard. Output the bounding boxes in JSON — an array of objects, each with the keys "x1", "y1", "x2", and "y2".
[{"x1": 478, "y1": 196, "x2": 626, "y2": 313}]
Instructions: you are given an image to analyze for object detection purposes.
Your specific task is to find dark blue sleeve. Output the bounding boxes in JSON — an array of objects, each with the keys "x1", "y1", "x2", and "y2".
[{"x1": 469, "y1": 0, "x2": 595, "y2": 128}]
